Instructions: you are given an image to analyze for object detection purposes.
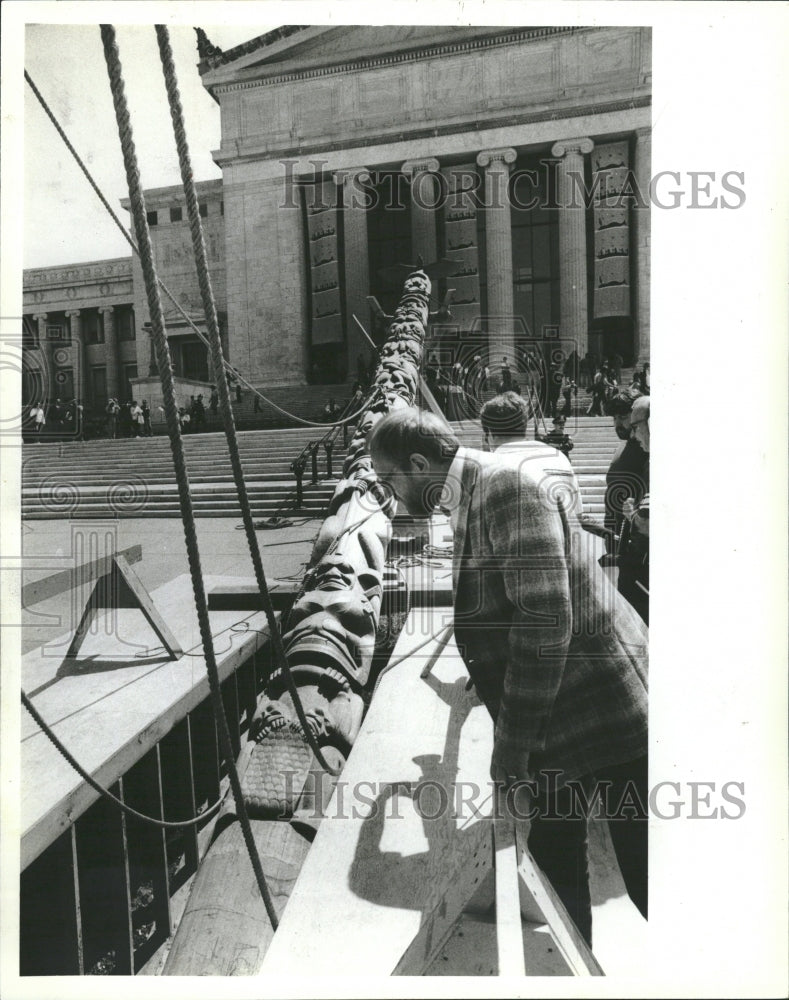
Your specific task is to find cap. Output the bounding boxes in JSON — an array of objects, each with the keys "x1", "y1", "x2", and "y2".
[{"x1": 630, "y1": 396, "x2": 650, "y2": 424}]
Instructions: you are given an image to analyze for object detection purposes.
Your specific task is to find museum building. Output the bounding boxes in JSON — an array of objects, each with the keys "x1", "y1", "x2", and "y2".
[{"x1": 22, "y1": 24, "x2": 651, "y2": 410}]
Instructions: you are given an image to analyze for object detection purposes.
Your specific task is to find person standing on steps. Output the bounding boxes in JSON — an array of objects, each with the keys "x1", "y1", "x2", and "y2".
[{"x1": 141, "y1": 400, "x2": 152, "y2": 436}]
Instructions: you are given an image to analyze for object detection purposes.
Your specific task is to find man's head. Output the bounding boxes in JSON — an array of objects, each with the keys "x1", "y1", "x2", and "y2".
[
  {"x1": 606, "y1": 388, "x2": 643, "y2": 440},
  {"x1": 629, "y1": 395, "x2": 650, "y2": 453},
  {"x1": 480, "y1": 392, "x2": 528, "y2": 450},
  {"x1": 367, "y1": 407, "x2": 460, "y2": 516}
]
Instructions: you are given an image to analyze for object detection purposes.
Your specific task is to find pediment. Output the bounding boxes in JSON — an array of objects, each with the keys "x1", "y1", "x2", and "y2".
[{"x1": 203, "y1": 24, "x2": 520, "y2": 87}]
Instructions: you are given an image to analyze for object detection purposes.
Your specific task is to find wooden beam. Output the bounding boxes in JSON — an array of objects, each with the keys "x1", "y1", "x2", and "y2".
[
  {"x1": 514, "y1": 823, "x2": 605, "y2": 976},
  {"x1": 64, "y1": 554, "x2": 182, "y2": 661},
  {"x1": 494, "y1": 818, "x2": 527, "y2": 977},
  {"x1": 21, "y1": 544, "x2": 142, "y2": 607},
  {"x1": 207, "y1": 579, "x2": 300, "y2": 612},
  {"x1": 258, "y1": 607, "x2": 495, "y2": 978}
]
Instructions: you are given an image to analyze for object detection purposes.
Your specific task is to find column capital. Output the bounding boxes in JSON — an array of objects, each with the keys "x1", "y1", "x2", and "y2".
[
  {"x1": 551, "y1": 137, "x2": 594, "y2": 159},
  {"x1": 476, "y1": 147, "x2": 517, "y2": 170},
  {"x1": 98, "y1": 305, "x2": 115, "y2": 315},
  {"x1": 32, "y1": 312, "x2": 48, "y2": 321},
  {"x1": 332, "y1": 166, "x2": 371, "y2": 186},
  {"x1": 401, "y1": 157, "x2": 440, "y2": 179},
  {"x1": 65, "y1": 309, "x2": 81, "y2": 318},
  {"x1": 634, "y1": 126, "x2": 651, "y2": 140}
]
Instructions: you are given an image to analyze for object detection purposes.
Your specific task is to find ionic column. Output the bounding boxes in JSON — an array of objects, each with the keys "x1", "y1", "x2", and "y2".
[
  {"x1": 334, "y1": 167, "x2": 372, "y2": 373},
  {"x1": 633, "y1": 127, "x2": 651, "y2": 365},
  {"x1": 476, "y1": 147, "x2": 517, "y2": 363},
  {"x1": 401, "y1": 157, "x2": 440, "y2": 265},
  {"x1": 65, "y1": 310, "x2": 86, "y2": 404},
  {"x1": 551, "y1": 137, "x2": 594, "y2": 358},
  {"x1": 100, "y1": 306, "x2": 120, "y2": 400}
]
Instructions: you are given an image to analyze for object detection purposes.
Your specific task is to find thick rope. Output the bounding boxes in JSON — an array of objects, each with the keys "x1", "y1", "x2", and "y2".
[
  {"x1": 21, "y1": 690, "x2": 229, "y2": 828},
  {"x1": 24, "y1": 68, "x2": 368, "y2": 431},
  {"x1": 155, "y1": 24, "x2": 338, "y2": 777},
  {"x1": 100, "y1": 24, "x2": 278, "y2": 929}
]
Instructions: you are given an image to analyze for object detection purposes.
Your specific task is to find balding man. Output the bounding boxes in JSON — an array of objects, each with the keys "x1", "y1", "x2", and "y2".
[{"x1": 368, "y1": 407, "x2": 648, "y2": 946}]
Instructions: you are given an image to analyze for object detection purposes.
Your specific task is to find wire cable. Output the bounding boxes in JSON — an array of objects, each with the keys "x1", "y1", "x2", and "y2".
[{"x1": 21, "y1": 689, "x2": 230, "y2": 828}]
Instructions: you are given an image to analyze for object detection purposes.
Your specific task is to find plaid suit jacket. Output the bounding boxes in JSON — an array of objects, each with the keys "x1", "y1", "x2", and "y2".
[{"x1": 449, "y1": 448, "x2": 648, "y2": 785}]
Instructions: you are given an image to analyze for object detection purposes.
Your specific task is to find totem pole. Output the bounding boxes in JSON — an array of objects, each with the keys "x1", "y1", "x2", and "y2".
[
  {"x1": 245, "y1": 267, "x2": 432, "y2": 809},
  {"x1": 164, "y1": 268, "x2": 434, "y2": 974}
]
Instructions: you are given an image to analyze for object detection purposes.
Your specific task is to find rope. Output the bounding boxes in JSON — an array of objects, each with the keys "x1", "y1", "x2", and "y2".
[
  {"x1": 100, "y1": 24, "x2": 278, "y2": 928},
  {"x1": 21, "y1": 690, "x2": 229, "y2": 828},
  {"x1": 155, "y1": 24, "x2": 339, "y2": 779},
  {"x1": 24, "y1": 68, "x2": 370, "y2": 431}
]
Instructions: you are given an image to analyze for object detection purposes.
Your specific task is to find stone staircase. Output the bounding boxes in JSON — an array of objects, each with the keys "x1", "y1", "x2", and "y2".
[{"x1": 21, "y1": 417, "x2": 619, "y2": 521}]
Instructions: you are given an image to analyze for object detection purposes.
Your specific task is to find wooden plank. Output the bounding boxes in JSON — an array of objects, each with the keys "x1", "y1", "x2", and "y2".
[
  {"x1": 21, "y1": 543, "x2": 142, "y2": 607},
  {"x1": 393, "y1": 822, "x2": 493, "y2": 975},
  {"x1": 514, "y1": 824, "x2": 605, "y2": 976},
  {"x1": 259, "y1": 607, "x2": 496, "y2": 978},
  {"x1": 21, "y1": 573, "x2": 275, "y2": 870},
  {"x1": 207, "y1": 578, "x2": 299, "y2": 612},
  {"x1": 423, "y1": 911, "x2": 572, "y2": 977},
  {"x1": 494, "y1": 818, "x2": 527, "y2": 977}
]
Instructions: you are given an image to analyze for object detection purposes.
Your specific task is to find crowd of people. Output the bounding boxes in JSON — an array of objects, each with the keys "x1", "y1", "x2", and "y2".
[{"x1": 422, "y1": 347, "x2": 650, "y2": 424}]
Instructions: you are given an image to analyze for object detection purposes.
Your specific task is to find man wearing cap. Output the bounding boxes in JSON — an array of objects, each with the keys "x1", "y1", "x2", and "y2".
[
  {"x1": 368, "y1": 407, "x2": 648, "y2": 947},
  {"x1": 604, "y1": 390, "x2": 649, "y2": 622},
  {"x1": 480, "y1": 391, "x2": 581, "y2": 512},
  {"x1": 618, "y1": 396, "x2": 650, "y2": 623}
]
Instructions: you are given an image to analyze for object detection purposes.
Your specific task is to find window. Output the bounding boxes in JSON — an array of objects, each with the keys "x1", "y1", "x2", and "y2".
[
  {"x1": 47, "y1": 322, "x2": 70, "y2": 345},
  {"x1": 122, "y1": 364, "x2": 138, "y2": 402},
  {"x1": 510, "y1": 156, "x2": 560, "y2": 342},
  {"x1": 170, "y1": 206, "x2": 182, "y2": 223},
  {"x1": 116, "y1": 305, "x2": 136, "y2": 342},
  {"x1": 91, "y1": 367, "x2": 107, "y2": 407},
  {"x1": 147, "y1": 210, "x2": 158, "y2": 226},
  {"x1": 84, "y1": 309, "x2": 104, "y2": 345},
  {"x1": 199, "y1": 202, "x2": 208, "y2": 218},
  {"x1": 366, "y1": 172, "x2": 412, "y2": 318},
  {"x1": 220, "y1": 201, "x2": 224, "y2": 216}
]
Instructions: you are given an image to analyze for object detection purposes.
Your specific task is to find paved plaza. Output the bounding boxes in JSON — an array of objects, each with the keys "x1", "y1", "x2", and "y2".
[{"x1": 20, "y1": 516, "x2": 322, "y2": 656}]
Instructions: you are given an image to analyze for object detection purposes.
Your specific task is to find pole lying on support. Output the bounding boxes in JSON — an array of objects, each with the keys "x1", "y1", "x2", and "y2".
[{"x1": 241, "y1": 270, "x2": 432, "y2": 818}]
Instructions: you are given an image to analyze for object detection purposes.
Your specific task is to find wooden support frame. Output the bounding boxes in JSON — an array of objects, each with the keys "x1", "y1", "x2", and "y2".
[
  {"x1": 259, "y1": 607, "x2": 607, "y2": 979},
  {"x1": 64, "y1": 553, "x2": 182, "y2": 661},
  {"x1": 21, "y1": 543, "x2": 143, "y2": 608}
]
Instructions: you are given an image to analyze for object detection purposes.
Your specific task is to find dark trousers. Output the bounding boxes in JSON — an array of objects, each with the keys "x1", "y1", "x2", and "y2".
[{"x1": 527, "y1": 755, "x2": 648, "y2": 947}]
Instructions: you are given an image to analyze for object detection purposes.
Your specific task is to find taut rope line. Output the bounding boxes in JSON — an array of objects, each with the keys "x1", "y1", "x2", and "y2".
[
  {"x1": 99, "y1": 23, "x2": 278, "y2": 928},
  {"x1": 23, "y1": 68, "x2": 368, "y2": 432},
  {"x1": 155, "y1": 24, "x2": 339, "y2": 777}
]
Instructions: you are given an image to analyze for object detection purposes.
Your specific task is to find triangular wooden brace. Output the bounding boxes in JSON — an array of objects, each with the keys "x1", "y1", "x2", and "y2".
[{"x1": 65, "y1": 553, "x2": 183, "y2": 661}]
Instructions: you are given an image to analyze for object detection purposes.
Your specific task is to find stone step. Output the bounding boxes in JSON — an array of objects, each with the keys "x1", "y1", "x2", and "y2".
[{"x1": 21, "y1": 414, "x2": 622, "y2": 519}]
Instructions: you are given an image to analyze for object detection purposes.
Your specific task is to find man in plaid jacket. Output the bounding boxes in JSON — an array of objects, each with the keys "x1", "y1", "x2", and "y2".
[{"x1": 369, "y1": 407, "x2": 648, "y2": 946}]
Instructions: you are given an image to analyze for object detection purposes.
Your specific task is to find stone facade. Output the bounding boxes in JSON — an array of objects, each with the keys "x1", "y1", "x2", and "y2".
[
  {"x1": 201, "y1": 24, "x2": 652, "y2": 383},
  {"x1": 22, "y1": 258, "x2": 136, "y2": 407},
  {"x1": 22, "y1": 25, "x2": 652, "y2": 405}
]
